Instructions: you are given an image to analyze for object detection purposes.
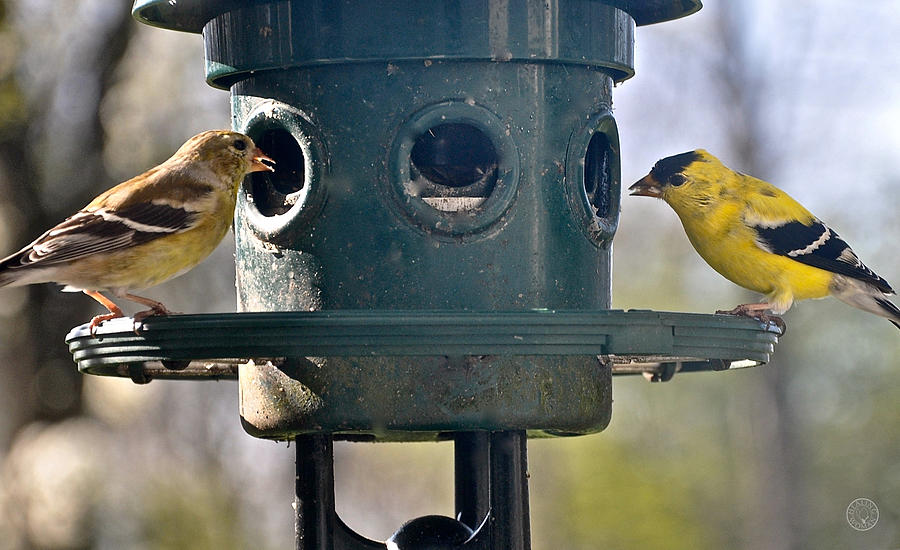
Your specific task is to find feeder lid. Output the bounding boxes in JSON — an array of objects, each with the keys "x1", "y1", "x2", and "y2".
[
  {"x1": 132, "y1": 0, "x2": 702, "y2": 33},
  {"x1": 608, "y1": 0, "x2": 702, "y2": 25}
]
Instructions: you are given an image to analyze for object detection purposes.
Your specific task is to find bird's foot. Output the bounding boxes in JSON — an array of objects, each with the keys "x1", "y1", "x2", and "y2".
[
  {"x1": 716, "y1": 304, "x2": 786, "y2": 334},
  {"x1": 89, "y1": 311, "x2": 125, "y2": 336},
  {"x1": 132, "y1": 305, "x2": 177, "y2": 334},
  {"x1": 762, "y1": 315, "x2": 787, "y2": 335}
]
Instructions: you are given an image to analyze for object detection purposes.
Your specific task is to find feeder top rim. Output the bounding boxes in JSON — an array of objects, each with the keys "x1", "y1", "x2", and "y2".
[{"x1": 132, "y1": 0, "x2": 702, "y2": 34}]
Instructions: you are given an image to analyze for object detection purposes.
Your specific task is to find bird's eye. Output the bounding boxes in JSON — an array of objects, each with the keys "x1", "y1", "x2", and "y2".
[
  {"x1": 668, "y1": 173, "x2": 687, "y2": 187},
  {"x1": 233, "y1": 139, "x2": 247, "y2": 151}
]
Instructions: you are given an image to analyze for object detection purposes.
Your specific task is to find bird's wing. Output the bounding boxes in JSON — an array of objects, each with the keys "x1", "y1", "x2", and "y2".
[
  {"x1": 0, "y1": 202, "x2": 200, "y2": 269},
  {"x1": 743, "y1": 187, "x2": 893, "y2": 294}
]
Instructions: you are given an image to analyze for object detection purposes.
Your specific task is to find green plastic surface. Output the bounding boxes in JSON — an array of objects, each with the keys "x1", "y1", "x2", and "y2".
[
  {"x1": 201, "y1": 2, "x2": 634, "y2": 88},
  {"x1": 217, "y1": 1, "x2": 628, "y2": 442},
  {"x1": 66, "y1": 310, "x2": 778, "y2": 440},
  {"x1": 133, "y1": 0, "x2": 702, "y2": 34},
  {"x1": 67, "y1": 310, "x2": 779, "y2": 371}
]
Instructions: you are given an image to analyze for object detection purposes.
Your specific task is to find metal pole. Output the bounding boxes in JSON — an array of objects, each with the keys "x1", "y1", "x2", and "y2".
[
  {"x1": 295, "y1": 434, "x2": 335, "y2": 550},
  {"x1": 454, "y1": 431, "x2": 491, "y2": 530},
  {"x1": 489, "y1": 431, "x2": 531, "y2": 550}
]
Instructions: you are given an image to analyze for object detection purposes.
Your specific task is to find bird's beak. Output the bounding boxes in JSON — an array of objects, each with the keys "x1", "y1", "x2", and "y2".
[
  {"x1": 249, "y1": 148, "x2": 276, "y2": 173},
  {"x1": 628, "y1": 175, "x2": 663, "y2": 198}
]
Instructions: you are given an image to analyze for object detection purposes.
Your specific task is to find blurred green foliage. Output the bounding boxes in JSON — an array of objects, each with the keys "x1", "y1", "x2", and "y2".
[
  {"x1": 533, "y1": 437, "x2": 721, "y2": 549},
  {"x1": 141, "y1": 470, "x2": 260, "y2": 550}
]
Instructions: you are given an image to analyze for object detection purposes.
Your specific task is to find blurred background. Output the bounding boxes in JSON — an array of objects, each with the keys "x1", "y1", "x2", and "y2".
[{"x1": 0, "y1": 1, "x2": 897, "y2": 549}]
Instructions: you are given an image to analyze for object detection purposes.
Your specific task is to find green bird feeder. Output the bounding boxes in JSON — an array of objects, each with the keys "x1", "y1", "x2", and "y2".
[{"x1": 66, "y1": 1, "x2": 782, "y2": 547}]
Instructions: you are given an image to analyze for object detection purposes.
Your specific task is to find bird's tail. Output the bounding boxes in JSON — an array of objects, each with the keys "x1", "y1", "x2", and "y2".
[
  {"x1": 0, "y1": 261, "x2": 15, "y2": 288},
  {"x1": 0, "y1": 252, "x2": 35, "y2": 288},
  {"x1": 883, "y1": 299, "x2": 900, "y2": 330},
  {"x1": 0, "y1": 272, "x2": 19, "y2": 288},
  {"x1": 831, "y1": 276, "x2": 900, "y2": 331},
  {"x1": 875, "y1": 297, "x2": 900, "y2": 330}
]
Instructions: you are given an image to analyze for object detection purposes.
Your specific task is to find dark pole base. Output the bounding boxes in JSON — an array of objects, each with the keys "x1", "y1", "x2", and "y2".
[{"x1": 294, "y1": 431, "x2": 531, "y2": 550}]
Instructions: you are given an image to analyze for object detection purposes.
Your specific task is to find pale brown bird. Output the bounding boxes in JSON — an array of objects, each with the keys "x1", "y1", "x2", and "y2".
[{"x1": 0, "y1": 130, "x2": 274, "y2": 333}]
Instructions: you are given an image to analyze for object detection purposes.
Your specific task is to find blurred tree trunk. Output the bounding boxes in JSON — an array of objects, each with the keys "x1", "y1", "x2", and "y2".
[{"x1": 0, "y1": 0, "x2": 135, "y2": 450}]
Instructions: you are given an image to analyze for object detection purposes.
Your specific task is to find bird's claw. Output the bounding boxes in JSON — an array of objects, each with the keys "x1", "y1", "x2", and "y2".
[
  {"x1": 89, "y1": 312, "x2": 123, "y2": 337},
  {"x1": 716, "y1": 306, "x2": 786, "y2": 335},
  {"x1": 747, "y1": 314, "x2": 787, "y2": 335},
  {"x1": 131, "y1": 306, "x2": 176, "y2": 334}
]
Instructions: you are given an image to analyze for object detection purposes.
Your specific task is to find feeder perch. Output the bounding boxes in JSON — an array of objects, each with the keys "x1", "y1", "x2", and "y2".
[{"x1": 67, "y1": 1, "x2": 782, "y2": 548}]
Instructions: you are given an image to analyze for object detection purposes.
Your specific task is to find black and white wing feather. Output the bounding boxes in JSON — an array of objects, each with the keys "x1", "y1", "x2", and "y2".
[
  {"x1": 751, "y1": 219, "x2": 894, "y2": 294},
  {"x1": 0, "y1": 202, "x2": 199, "y2": 272}
]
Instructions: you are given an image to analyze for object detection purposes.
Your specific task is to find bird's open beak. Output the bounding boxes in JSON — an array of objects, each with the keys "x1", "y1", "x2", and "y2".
[
  {"x1": 628, "y1": 175, "x2": 663, "y2": 198},
  {"x1": 249, "y1": 148, "x2": 276, "y2": 173}
]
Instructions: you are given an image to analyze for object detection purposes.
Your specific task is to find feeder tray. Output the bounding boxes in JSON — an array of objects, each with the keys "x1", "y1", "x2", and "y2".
[
  {"x1": 68, "y1": 309, "x2": 778, "y2": 440},
  {"x1": 67, "y1": 310, "x2": 779, "y2": 377}
]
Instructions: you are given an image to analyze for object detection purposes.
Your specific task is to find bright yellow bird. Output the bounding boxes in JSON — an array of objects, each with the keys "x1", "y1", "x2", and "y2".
[
  {"x1": 630, "y1": 150, "x2": 899, "y2": 331},
  {"x1": 0, "y1": 130, "x2": 274, "y2": 333}
]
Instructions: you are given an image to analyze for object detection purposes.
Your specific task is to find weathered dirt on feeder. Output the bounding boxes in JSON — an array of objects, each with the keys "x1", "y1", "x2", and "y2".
[{"x1": 237, "y1": 354, "x2": 611, "y2": 440}]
